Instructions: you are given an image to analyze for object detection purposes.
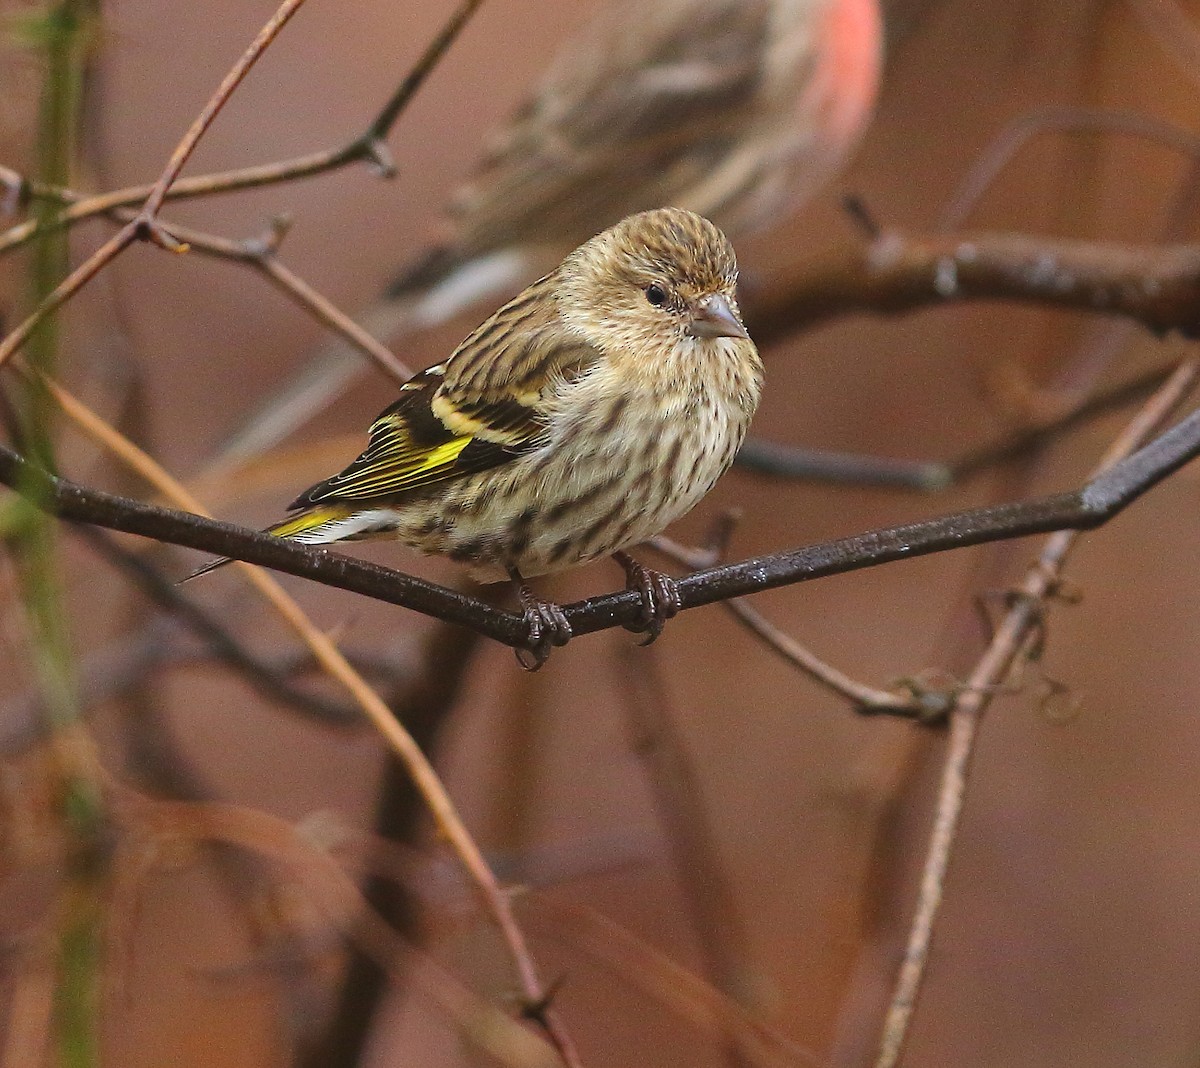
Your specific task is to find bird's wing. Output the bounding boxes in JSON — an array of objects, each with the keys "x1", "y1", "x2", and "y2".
[{"x1": 290, "y1": 284, "x2": 598, "y2": 509}]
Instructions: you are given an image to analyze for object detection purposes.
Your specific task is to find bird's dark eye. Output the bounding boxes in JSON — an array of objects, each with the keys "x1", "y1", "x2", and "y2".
[{"x1": 645, "y1": 283, "x2": 668, "y2": 307}]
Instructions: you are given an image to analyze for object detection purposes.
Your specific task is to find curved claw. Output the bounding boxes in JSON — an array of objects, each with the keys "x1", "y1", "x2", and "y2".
[
  {"x1": 509, "y1": 570, "x2": 572, "y2": 671},
  {"x1": 614, "y1": 552, "x2": 681, "y2": 644}
]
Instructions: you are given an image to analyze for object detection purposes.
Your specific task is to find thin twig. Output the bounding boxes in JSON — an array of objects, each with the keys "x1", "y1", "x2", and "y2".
[
  {"x1": 873, "y1": 359, "x2": 1199, "y2": 1068},
  {"x1": 85, "y1": 215, "x2": 412, "y2": 383},
  {"x1": 0, "y1": 225, "x2": 140, "y2": 369},
  {"x1": 1127, "y1": 0, "x2": 1200, "y2": 90},
  {"x1": 139, "y1": 0, "x2": 311, "y2": 214},
  {"x1": 939, "y1": 107, "x2": 1200, "y2": 231},
  {"x1": 725, "y1": 601, "x2": 936, "y2": 717},
  {"x1": 301, "y1": 614, "x2": 482, "y2": 1068},
  {"x1": 77, "y1": 528, "x2": 367, "y2": 727},
  {"x1": 652, "y1": 531, "x2": 933, "y2": 717},
  {"x1": 112, "y1": 789, "x2": 560, "y2": 1068},
  {"x1": 366, "y1": 0, "x2": 486, "y2": 140},
  {"x1": 530, "y1": 901, "x2": 821, "y2": 1068},
  {"x1": 0, "y1": 0, "x2": 499, "y2": 388}
]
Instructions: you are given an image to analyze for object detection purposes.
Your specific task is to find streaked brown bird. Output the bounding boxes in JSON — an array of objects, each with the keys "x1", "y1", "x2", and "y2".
[
  {"x1": 216, "y1": 0, "x2": 879, "y2": 464},
  {"x1": 193, "y1": 209, "x2": 762, "y2": 668}
]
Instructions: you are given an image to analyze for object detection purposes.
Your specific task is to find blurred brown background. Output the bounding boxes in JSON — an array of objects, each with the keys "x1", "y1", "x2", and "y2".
[{"x1": 4, "y1": 1, "x2": 1200, "y2": 1065}]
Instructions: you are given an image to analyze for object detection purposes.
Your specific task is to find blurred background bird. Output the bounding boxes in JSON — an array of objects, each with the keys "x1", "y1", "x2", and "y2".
[
  {"x1": 193, "y1": 208, "x2": 762, "y2": 667},
  {"x1": 213, "y1": 0, "x2": 881, "y2": 467}
]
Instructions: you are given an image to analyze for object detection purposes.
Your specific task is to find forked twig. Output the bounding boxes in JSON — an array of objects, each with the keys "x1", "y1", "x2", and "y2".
[
  {"x1": 0, "y1": 0, "x2": 572, "y2": 1046},
  {"x1": 0, "y1": 0, "x2": 310, "y2": 368},
  {"x1": 0, "y1": 0, "x2": 484, "y2": 257}
]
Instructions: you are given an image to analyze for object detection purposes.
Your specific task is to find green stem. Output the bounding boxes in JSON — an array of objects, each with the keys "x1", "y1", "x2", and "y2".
[{"x1": 8, "y1": 3, "x2": 104, "y2": 1066}]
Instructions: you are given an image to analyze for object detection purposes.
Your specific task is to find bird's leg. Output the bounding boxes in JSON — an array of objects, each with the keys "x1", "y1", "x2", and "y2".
[
  {"x1": 612, "y1": 550, "x2": 681, "y2": 645},
  {"x1": 507, "y1": 566, "x2": 572, "y2": 671}
]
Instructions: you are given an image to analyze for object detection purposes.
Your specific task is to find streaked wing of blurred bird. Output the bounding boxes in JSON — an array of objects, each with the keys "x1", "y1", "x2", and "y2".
[{"x1": 213, "y1": 0, "x2": 882, "y2": 467}]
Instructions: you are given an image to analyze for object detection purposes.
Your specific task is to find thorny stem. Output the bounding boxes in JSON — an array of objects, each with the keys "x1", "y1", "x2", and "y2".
[{"x1": 872, "y1": 360, "x2": 1199, "y2": 1068}]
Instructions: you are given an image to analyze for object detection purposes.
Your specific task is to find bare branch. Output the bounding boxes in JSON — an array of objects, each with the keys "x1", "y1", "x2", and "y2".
[
  {"x1": 940, "y1": 107, "x2": 1200, "y2": 231},
  {"x1": 78, "y1": 528, "x2": 366, "y2": 727},
  {"x1": 618, "y1": 644, "x2": 759, "y2": 1068},
  {"x1": 300, "y1": 613, "x2": 482, "y2": 1068},
  {"x1": 529, "y1": 901, "x2": 821, "y2": 1068},
  {"x1": 652, "y1": 530, "x2": 928, "y2": 715},
  {"x1": 142, "y1": 0, "x2": 311, "y2": 218},
  {"x1": 745, "y1": 230, "x2": 1200, "y2": 347}
]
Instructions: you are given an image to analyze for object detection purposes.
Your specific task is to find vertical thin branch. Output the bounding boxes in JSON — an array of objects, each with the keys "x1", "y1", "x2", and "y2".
[
  {"x1": 873, "y1": 361, "x2": 1198, "y2": 1068},
  {"x1": 367, "y1": 0, "x2": 486, "y2": 139}
]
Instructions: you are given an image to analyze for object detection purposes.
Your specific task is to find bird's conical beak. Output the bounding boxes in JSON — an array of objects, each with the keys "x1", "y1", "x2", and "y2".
[{"x1": 687, "y1": 294, "x2": 749, "y2": 340}]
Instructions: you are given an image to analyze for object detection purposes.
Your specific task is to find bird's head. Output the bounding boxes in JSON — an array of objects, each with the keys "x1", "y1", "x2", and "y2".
[{"x1": 556, "y1": 207, "x2": 751, "y2": 359}]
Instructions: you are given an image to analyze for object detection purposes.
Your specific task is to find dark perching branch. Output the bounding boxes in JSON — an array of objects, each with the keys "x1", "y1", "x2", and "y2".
[
  {"x1": 744, "y1": 230, "x2": 1200, "y2": 345},
  {"x1": 2, "y1": 405, "x2": 1198, "y2": 654}
]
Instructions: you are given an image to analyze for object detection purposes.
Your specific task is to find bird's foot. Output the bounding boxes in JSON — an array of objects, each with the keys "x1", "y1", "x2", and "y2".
[
  {"x1": 509, "y1": 570, "x2": 572, "y2": 671},
  {"x1": 614, "y1": 551, "x2": 681, "y2": 645}
]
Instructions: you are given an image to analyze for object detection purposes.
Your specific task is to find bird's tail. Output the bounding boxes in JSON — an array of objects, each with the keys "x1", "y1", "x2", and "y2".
[{"x1": 179, "y1": 506, "x2": 352, "y2": 584}]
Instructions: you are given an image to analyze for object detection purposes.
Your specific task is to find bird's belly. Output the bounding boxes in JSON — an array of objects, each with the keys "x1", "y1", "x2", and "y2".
[{"x1": 375, "y1": 398, "x2": 745, "y2": 580}]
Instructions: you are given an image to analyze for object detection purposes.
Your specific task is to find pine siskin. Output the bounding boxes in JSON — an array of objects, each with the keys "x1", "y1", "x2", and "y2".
[
  {"x1": 193, "y1": 209, "x2": 763, "y2": 668},
  {"x1": 216, "y1": 0, "x2": 879, "y2": 464}
]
